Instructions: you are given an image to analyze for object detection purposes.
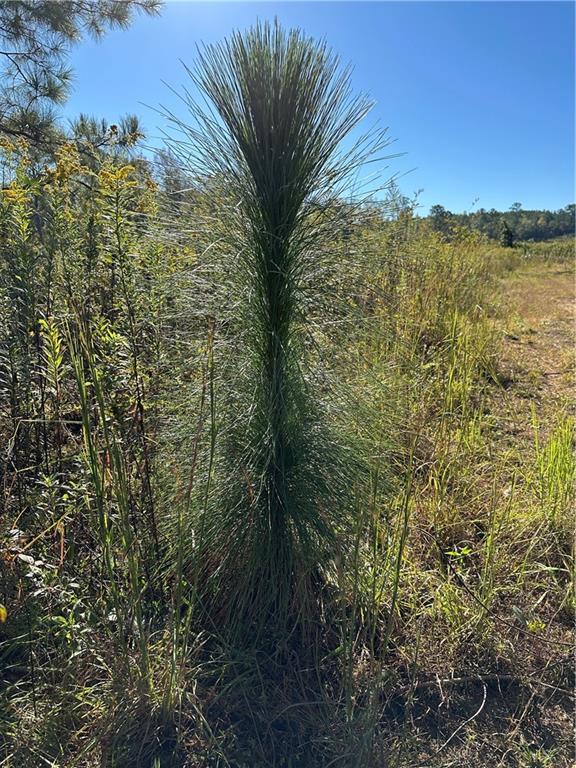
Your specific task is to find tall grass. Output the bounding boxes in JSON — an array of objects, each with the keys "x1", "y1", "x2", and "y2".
[{"x1": 532, "y1": 410, "x2": 575, "y2": 529}]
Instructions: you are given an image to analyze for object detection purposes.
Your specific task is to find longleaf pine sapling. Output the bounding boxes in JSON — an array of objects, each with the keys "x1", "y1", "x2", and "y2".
[{"x1": 167, "y1": 21, "x2": 383, "y2": 641}]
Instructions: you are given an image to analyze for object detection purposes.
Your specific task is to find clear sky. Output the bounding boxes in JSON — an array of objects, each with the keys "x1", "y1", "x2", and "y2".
[{"x1": 64, "y1": 1, "x2": 575, "y2": 214}]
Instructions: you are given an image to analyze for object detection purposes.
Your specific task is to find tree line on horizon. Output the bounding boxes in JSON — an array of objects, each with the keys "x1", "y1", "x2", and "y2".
[{"x1": 427, "y1": 202, "x2": 575, "y2": 244}]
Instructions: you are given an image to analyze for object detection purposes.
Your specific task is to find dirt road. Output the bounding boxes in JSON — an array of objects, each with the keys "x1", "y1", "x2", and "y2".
[{"x1": 497, "y1": 263, "x2": 574, "y2": 437}]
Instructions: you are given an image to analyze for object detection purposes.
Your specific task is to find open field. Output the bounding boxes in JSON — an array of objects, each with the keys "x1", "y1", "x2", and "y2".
[{"x1": 392, "y1": 261, "x2": 574, "y2": 767}]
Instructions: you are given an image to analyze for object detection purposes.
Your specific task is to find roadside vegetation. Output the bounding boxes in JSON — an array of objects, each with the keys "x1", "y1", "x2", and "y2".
[{"x1": 0, "y1": 19, "x2": 573, "y2": 768}]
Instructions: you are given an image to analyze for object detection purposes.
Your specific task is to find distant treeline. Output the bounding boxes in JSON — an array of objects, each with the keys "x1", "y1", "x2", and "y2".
[{"x1": 426, "y1": 203, "x2": 575, "y2": 242}]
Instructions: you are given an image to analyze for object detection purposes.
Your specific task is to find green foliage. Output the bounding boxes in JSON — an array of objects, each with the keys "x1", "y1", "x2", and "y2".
[
  {"x1": 160, "y1": 21, "x2": 388, "y2": 642},
  {"x1": 426, "y1": 201, "x2": 575, "y2": 242},
  {"x1": 0, "y1": 22, "x2": 572, "y2": 768},
  {"x1": 0, "y1": 0, "x2": 160, "y2": 158},
  {"x1": 428, "y1": 203, "x2": 453, "y2": 236},
  {"x1": 498, "y1": 218, "x2": 514, "y2": 247}
]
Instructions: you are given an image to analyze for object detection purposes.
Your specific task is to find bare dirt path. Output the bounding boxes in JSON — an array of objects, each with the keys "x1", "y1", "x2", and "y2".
[{"x1": 497, "y1": 263, "x2": 574, "y2": 439}]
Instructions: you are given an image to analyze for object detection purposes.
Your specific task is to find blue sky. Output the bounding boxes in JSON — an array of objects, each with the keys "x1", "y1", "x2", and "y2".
[{"x1": 65, "y1": 1, "x2": 574, "y2": 214}]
